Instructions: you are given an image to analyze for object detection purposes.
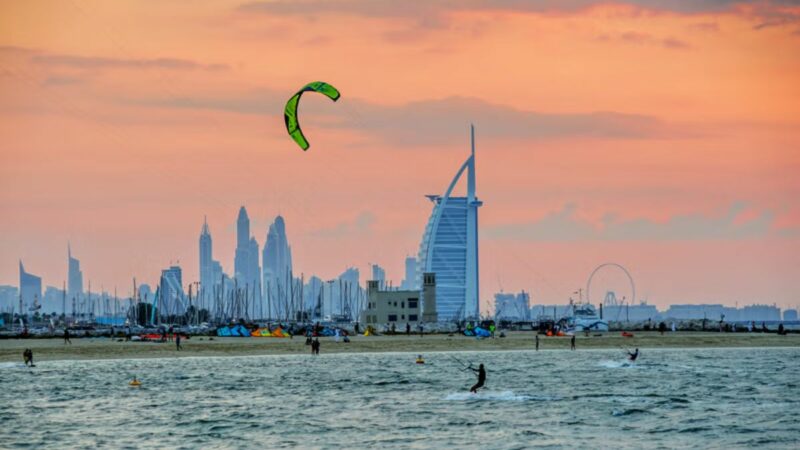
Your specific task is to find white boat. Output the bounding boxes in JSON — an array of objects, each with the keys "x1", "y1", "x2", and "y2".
[{"x1": 563, "y1": 303, "x2": 609, "y2": 332}]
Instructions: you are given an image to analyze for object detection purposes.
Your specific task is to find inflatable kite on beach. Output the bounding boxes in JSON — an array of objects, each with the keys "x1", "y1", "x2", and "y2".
[{"x1": 284, "y1": 81, "x2": 341, "y2": 151}]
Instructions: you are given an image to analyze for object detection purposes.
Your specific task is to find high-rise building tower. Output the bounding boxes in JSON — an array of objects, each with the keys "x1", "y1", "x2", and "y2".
[
  {"x1": 159, "y1": 265, "x2": 185, "y2": 316},
  {"x1": 233, "y1": 206, "x2": 261, "y2": 316},
  {"x1": 371, "y1": 264, "x2": 386, "y2": 288},
  {"x1": 234, "y1": 206, "x2": 251, "y2": 285},
  {"x1": 401, "y1": 256, "x2": 418, "y2": 290},
  {"x1": 262, "y1": 215, "x2": 293, "y2": 319},
  {"x1": 67, "y1": 244, "x2": 83, "y2": 300},
  {"x1": 199, "y1": 216, "x2": 213, "y2": 298},
  {"x1": 19, "y1": 260, "x2": 42, "y2": 313},
  {"x1": 417, "y1": 125, "x2": 481, "y2": 321}
]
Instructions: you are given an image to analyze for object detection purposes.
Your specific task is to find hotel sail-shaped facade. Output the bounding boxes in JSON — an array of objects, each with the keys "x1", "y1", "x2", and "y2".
[{"x1": 417, "y1": 126, "x2": 482, "y2": 321}]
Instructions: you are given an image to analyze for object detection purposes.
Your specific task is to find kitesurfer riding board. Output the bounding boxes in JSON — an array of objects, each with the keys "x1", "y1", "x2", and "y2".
[{"x1": 469, "y1": 364, "x2": 486, "y2": 393}]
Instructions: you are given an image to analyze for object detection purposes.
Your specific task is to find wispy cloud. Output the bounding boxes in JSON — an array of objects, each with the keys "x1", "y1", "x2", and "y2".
[
  {"x1": 601, "y1": 31, "x2": 692, "y2": 49},
  {"x1": 237, "y1": 1, "x2": 759, "y2": 18},
  {"x1": 310, "y1": 211, "x2": 376, "y2": 238},
  {"x1": 484, "y1": 202, "x2": 783, "y2": 241},
  {"x1": 145, "y1": 91, "x2": 683, "y2": 145},
  {"x1": 31, "y1": 54, "x2": 229, "y2": 71}
]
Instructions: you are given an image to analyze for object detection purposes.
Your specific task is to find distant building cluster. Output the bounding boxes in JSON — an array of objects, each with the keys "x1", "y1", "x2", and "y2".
[{"x1": 522, "y1": 293, "x2": 793, "y2": 324}]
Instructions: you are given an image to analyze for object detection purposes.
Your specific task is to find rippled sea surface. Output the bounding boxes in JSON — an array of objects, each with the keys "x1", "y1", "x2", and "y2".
[{"x1": 1, "y1": 347, "x2": 799, "y2": 449}]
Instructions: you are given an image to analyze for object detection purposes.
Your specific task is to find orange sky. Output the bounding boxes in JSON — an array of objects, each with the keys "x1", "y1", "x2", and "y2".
[{"x1": 1, "y1": 0, "x2": 799, "y2": 310}]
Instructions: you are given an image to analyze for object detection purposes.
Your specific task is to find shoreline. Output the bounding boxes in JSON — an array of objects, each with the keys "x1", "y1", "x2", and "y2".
[{"x1": 2, "y1": 331, "x2": 798, "y2": 363}]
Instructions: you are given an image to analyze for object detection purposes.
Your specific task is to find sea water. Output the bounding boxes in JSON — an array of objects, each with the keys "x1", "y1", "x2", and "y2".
[{"x1": 0, "y1": 347, "x2": 798, "y2": 449}]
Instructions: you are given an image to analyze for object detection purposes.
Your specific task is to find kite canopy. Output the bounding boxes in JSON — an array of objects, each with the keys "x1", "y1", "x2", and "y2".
[{"x1": 284, "y1": 81, "x2": 340, "y2": 151}]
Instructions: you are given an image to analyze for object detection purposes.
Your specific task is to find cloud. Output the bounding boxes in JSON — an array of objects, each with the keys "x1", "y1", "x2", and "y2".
[
  {"x1": 146, "y1": 91, "x2": 681, "y2": 144},
  {"x1": 687, "y1": 22, "x2": 720, "y2": 32},
  {"x1": 238, "y1": 1, "x2": 800, "y2": 37},
  {"x1": 484, "y1": 202, "x2": 783, "y2": 241},
  {"x1": 238, "y1": 1, "x2": 763, "y2": 18},
  {"x1": 615, "y1": 31, "x2": 692, "y2": 49},
  {"x1": 31, "y1": 54, "x2": 229, "y2": 71},
  {"x1": 310, "y1": 211, "x2": 376, "y2": 238}
]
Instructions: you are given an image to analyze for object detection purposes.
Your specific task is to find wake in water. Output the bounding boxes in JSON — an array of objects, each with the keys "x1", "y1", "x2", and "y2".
[
  {"x1": 0, "y1": 362, "x2": 29, "y2": 369},
  {"x1": 598, "y1": 360, "x2": 637, "y2": 369},
  {"x1": 445, "y1": 390, "x2": 533, "y2": 401}
]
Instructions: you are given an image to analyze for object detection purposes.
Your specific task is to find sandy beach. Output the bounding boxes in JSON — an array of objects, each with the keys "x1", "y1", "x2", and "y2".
[{"x1": 1, "y1": 331, "x2": 798, "y2": 363}]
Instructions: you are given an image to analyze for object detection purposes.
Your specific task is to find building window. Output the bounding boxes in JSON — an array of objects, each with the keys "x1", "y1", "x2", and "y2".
[
  {"x1": 408, "y1": 299, "x2": 418, "y2": 309},
  {"x1": 409, "y1": 314, "x2": 418, "y2": 321},
  {"x1": 401, "y1": 315, "x2": 405, "y2": 320},
  {"x1": 401, "y1": 301, "x2": 405, "y2": 308},
  {"x1": 388, "y1": 314, "x2": 397, "y2": 322}
]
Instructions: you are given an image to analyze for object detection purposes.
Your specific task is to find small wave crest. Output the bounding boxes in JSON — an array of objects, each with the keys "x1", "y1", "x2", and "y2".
[
  {"x1": 0, "y1": 362, "x2": 28, "y2": 369},
  {"x1": 444, "y1": 390, "x2": 533, "y2": 401},
  {"x1": 598, "y1": 360, "x2": 636, "y2": 369}
]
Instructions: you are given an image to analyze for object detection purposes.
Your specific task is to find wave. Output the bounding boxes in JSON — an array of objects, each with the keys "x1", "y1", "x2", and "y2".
[
  {"x1": 611, "y1": 408, "x2": 651, "y2": 416},
  {"x1": 598, "y1": 360, "x2": 637, "y2": 369},
  {"x1": 444, "y1": 390, "x2": 536, "y2": 402},
  {"x1": 0, "y1": 362, "x2": 29, "y2": 369}
]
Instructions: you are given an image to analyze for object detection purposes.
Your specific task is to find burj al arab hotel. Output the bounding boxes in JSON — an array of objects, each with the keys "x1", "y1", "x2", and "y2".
[{"x1": 417, "y1": 125, "x2": 482, "y2": 321}]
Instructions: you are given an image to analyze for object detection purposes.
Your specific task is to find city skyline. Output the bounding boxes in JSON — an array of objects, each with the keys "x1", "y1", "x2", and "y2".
[{"x1": 1, "y1": 1, "x2": 799, "y2": 310}]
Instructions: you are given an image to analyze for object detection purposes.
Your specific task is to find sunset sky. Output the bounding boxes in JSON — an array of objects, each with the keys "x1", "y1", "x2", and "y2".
[{"x1": 1, "y1": 0, "x2": 799, "y2": 310}]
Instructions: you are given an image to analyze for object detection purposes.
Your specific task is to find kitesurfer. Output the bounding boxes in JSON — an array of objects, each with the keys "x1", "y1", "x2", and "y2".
[
  {"x1": 628, "y1": 348, "x2": 639, "y2": 362},
  {"x1": 469, "y1": 364, "x2": 486, "y2": 393},
  {"x1": 63, "y1": 328, "x2": 71, "y2": 344}
]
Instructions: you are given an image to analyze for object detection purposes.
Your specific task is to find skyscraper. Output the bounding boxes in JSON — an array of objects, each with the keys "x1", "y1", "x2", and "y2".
[
  {"x1": 262, "y1": 215, "x2": 293, "y2": 319},
  {"x1": 233, "y1": 206, "x2": 261, "y2": 316},
  {"x1": 199, "y1": 216, "x2": 213, "y2": 299},
  {"x1": 19, "y1": 260, "x2": 42, "y2": 313},
  {"x1": 67, "y1": 244, "x2": 83, "y2": 300},
  {"x1": 417, "y1": 126, "x2": 481, "y2": 321},
  {"x1": 159, "y1": 265, "x2": 185, "y2": 316},
  {"x1": 401, "y1": 256, "x2": 418, "y2": 290},
  {"x1": 371, "y1": 264, "x2": 386, "y2": 288}
]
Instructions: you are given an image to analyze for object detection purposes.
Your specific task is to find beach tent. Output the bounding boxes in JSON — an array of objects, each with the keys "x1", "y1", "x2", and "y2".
[
  {"x1": 270, "y1": 327, "x2": 290, "y2": 338},
  {"x1": 473, "y1": 327, "x2": 491, "y2": 338},
  {"x1": 231, "y1": 325, "x2": 250, "y2": 337}
]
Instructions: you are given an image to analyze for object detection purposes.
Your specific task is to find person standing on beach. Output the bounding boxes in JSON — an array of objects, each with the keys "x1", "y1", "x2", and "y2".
[
  {"x1": 168, "y1": 325, "x2": 174, "y2": 342},
  {"x1": 176, "y1": 334, "x2": 182, "y2": 351},
  {"x1": 418, "y1": 323, "x2": 424, "y2": 337},
  {"x1": 469, "y1": 364, "x2": 486, "y2": 393},
  {"x1": 23, "y1": 348, "x2": 33, "y2": 366},
  {"x1": 64, "y1": 328, "x2": 71, "y2": 344},
  {"x1": 570, "y1": 335, "x2": 576, "y2": 350},
  {"x1": 406, "y1": 323, "x2": 411, "y2": 336},
  {"x1": 535, "y1": 334, "x2": 540, "y2": 351}
]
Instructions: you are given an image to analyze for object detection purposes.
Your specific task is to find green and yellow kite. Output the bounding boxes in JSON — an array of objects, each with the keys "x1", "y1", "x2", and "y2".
[{"x1": 284, "y1": 81, "x2": 340, "y2": 151}]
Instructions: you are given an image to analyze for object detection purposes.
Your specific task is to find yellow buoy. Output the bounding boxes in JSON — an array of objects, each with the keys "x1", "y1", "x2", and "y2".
[{"x1": 129, "y1": 379, "x2": 141, "y2": 387}]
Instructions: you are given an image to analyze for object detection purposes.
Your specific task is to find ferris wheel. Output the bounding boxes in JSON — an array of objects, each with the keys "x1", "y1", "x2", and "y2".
[{"x1": 586, "y1": 263, "x2": 636, "y2": 306}]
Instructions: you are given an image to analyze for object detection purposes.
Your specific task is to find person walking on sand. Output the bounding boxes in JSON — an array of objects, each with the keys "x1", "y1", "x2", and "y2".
[
  {"x1": 23, "y1": 348, "x2": 33, "y2": 367},
  {"x1": 469, "y1": 364, "x2": 486, "y2": 393},
  {"x1": 570, "y1": 334, "x2": 576, "y2": 350},
  {"x1": 64, "y1": 328, "x2": 71, "y2": 344},
  {"x1": 176, "y1": 334, "x2": 183, "y2": 351}
]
